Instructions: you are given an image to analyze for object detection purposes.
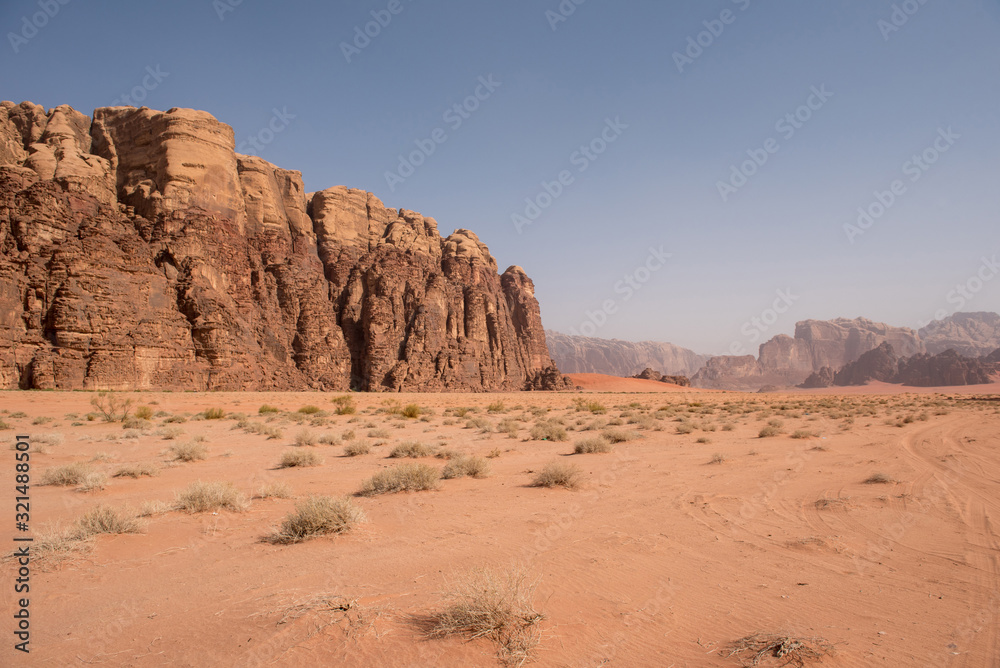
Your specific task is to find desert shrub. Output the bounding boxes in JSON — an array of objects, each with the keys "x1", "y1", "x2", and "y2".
[
  {"x1": 113, "y1": 463, "x2": 159, "y2": 479},
  {"x1": 487, "y1": 400, "x2": 506, "y2": 414},
  {"x1": 298, "y1": 405, "x2": 321, "y2": 415},
  {"x1": 134, "y1": 405, "x2": 154, "y2": 420},
  {"x1": 529, "y1": 421, "x2": 568, "y2": 442},
  {"x1": 465, "y1": 417, "x2": 491, "y2": 430},
  {"x1": 573, "y1": 398, "x2": 607, "y2": 414},
  {"x1": 90, "y1": 391, "x2": 133, "y2": 422},
  {"x1": 175, "y1": 481, "x2": 248, "y2": 513},
  {"x1": 367, "y1": 428, "x2": 391, "y2": 439},
  {"x1": 259, "y1": 404, "x2": 281, "y2": 414},
  {"x1": 202, "y1": 408, "x2": 225, "y2": 420},
  {"x1": 602, "y1": 428, "x2": 639, "y2": 443},
  {"x1": 453, "y1": 407, "x2": 472, "y2": 418},
  {"x1": 77, "y1": 471, "x2": 108, "y2": 492},
  {"x1": 758, "y1": 425, "x2": 781, "y2": 438},
  {"x1": 721, "y1": 423, "x2": 736, "y2": 432},
  {"x1": 791, "y1": 429, "x2": 818, "y2": 439},
  {"x1": 389, "y1": 441, "x2": 433, "y2": 458},
  {"x1": 864, "y1": 472, "x2": 894, "y2": 485},
  {"x1": 435, "y1": 448, "x2": 461, "y2": 460},
  {"x1": 74, "y1": 505, "x2": 142, "y2": 537},
  {"x1": 164, "y1": 414, "x2": 187, "y2": 424},
  {"x1": 574, "y1": 437, "x2": 612, "y2": 454},
  {"x1": 170, "y1": 441, "x2": 208, "y2": 462},
  {"x1": 35, "y1": 432, "x2": 64, "y2": 446},
  {"x1": 357, "y1": 463, "x2": 440, "y2": 496},
  {"x1": 255, "y1": 482, "x2": 292, "y2": 499},
  {"x1": 158, "y1": 426, "x2": 185, "y2": 440},
  {"x1": 268, "y1": 496, "x2": 365, "y2": 544},
  {"x1": 294, "y1": 429, "x2": 318, "y2": 447},
  {"x1": 429, "y1": 564, "x2": 543, "y2": 667},
  {"x1": 708, "y1": 452, "x2": 726, "y2": 464},
  {"x1": 342, "y1": 429, "x2": 357, "y2": 441},
  {"x1": 696, "y1": 437, "x2": 711, "y2": 444},
  {"x1": 279, "y1": 450, "x2": 323, "y2": 468},
  {"x1": 441, "y1": 456, "x2": 491, "y2": 479},
  {"x1": 497, "y1": 419, "x2": 519, "y2": 438},
  {"x1": 331, "y1": 395, "x2": 357, "y2": 415},
  {"x1": 138, "y1": 500, "x2": 173, "y2": 517},
  {"x1": 318, "y1": 433, "x2": 340, "y2": 445},
  {"x1": 767, "y1": 418, "x2": 784, "y2": 428},
  {"x1": 343, "y1": 441, "x2": 372, "y2": 457},
  {"x1": 401, "y1": 403, "x2": 423, "y2": 419},
  {"x1": 531, "y1": 461, "x2": 582, "y2": 489},
  {"x1": 41, "y1": 462, "x2": 92, "y2": 486}
]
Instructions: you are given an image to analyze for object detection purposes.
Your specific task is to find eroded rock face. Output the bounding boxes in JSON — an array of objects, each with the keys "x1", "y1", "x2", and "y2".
[
  {"x1": 798, "y1": 366, "x2": 835, "y2": 389},
  {"x1": 0, "y1": 101, "x2": 565, "y2": 392},
  {"x1": 894, "y1": 350, "x2": 997, "y2": 387},
  {"x1": 632, "y1": 367, "x2": 690, "y2": 387},
  {"x1": 833, "y1": 342, "x2": 899, "y2": 386},
  {"x1": 920, "y1": 312, "x2": 1000, "y2": 358},
  {"x1": 545, "y1": 331, "x2": 707, "y2": 377}
]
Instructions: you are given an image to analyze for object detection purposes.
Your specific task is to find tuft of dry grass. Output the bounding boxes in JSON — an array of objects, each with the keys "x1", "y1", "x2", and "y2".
[
  {"x1": 343, "y1": 440, "x2": 372, "y2": 457},
  {"x1": 441, "y1": 456, "x2": 491, "y2": 480},
  {"x1": 74, "y1": 505, "x2": 143, "y2": 537},
  {"x1": 294, "y1": 428, "x2": 318, "y2": 447},
  {"x1": 113, "y1": 462, "x2": 159, "y2": 479},
  {"x1": 279, "y1": 450, "x2": 323, "y2": 468},
  {"x1": 255, "y1": 482, "x2": 293, "y2": 499},
  {"x1": 573, "y1": 436, "x2": 612, "y2": 454},
  {"x1": 726, "y1": 632, "x2": 833, "y2": 667},
  {"x1": 529, "y1": 421, "x2": 567, "y2": 442},
  {"x1": 428, "y1": 564, "x2": 544, "y2": 667},
  {"x1": 758, "y1": 425, "x2": 781, "y2": 438},
  {"x1": 175, "y1": 481, "x2": 249, "y2": 513},
  {"x1": 170, "y1": 441, "x2": 208, "y2": 462},
  {"x1": 266, "y1": 496, "x2": 365, "y2": 544},
  {"x1": 863, "y1": 472, "x2": 894, "y2": 485},
  {"x1": 708, "y1": 452, "x2": 726, "y2": 465},
  {"x1": 41, "y1": 462, "x2": 92, "y2": 486},
  {"x1": 202, "y1": 407, "x2": 226, "y2": 420},
  {"x1": 531, "y1": 461, "x2": 582, "y2": 489},
  {"x1": 357, "y1": 463, "x2": 440, "y2": 496},
  {"x1": 602, "y1": 428, "x2": 640, "y2": 443},
  {"x1": 389, "y1": 441, "x2": 434, "y2": 458}
]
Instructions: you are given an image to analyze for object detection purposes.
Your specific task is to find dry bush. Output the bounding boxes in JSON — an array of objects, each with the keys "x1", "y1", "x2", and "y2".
[
  {"x1": 138, "y1": 500, "x2": 172, "y2": 517},
  {"x1": 758, "y1": 425, "x2": 781, "y2": 438},
  {"x1": 389, "y1": 441, "x2": 434, "y2": 458},
  {"x1": 255, "y1": 482, "x2": 293, "y2": 499},
  {"x1": 726, "y1": 632, "x2": 833, "y2": 667},
  {"x1": 294, "y1": 429, "x2": 318, "y2": 447},
  {"x1": 77, "y1": 471, "x2": 108, "y2": 492},
  {"x1": 74, "y1": 505, "x2": 142, "y2": 537},
  {"x1": 279, "y1": 449, "x2": 323, "y2": 468},
  {"x1": 357, "y1": 463, "x2": 440, "y2": 496},
  {"x1": 708, "y1": 452, "x2": 726, "y2": 464},
  {"x1": 441, "y1": 456, "x2": 491, "y2": 479},
  {"x1": 572, "y1": 398, "x2": 607, "y2": 414},
  {"x1": 318, "y1": 433, "x2": 341, "y2": 445},
  {"x1": 428, "y1": 564, "x2": 543, "y2": 667},
  {"x1": 202, "y1": 407, "x2": 226, "y2": 420},
  {"x1": 41, "y1": 462, "x2": 92, "y2": 486},
  {"x1": 259, "y1": 404, "x2": 281, "y2": 414},
  {"x1": 134, "y1": 405, "x2": 154, "y2": 420},
  {"x1": 791, "y1": 430, "x2": 818, "y2": 439},
  {"x1": 176, "y1": 481, "x2": 249, "y2": 513},
  {"x1": 298, "y1": 405, "x2": 321, "y2": 414},
  {"x1": 602, "y1": 428, "x2": 639, "y2": 443},
  {"x1": 486, "y1": 400, "x2": 506, "y2": 414},
  {"x1": 331, "y1": 395, "x2": 356, "y2": 415},
  {"x1": 402, "y1": 403, "x2": 424, "y2": 419},
  {"x1": 574, "y1": 436, "x2": 611, "y2": 454},
  {"x1": 170, "y1": 441, "x2": 208, "y2": 462},
  {"x1": 343, "y1": 441, "x2": 372, "y2": 457},
  {"x1": 531, "y1": 461, "x2": 582, "y2": 489},
  {"x1": 267, "y1": 496, "x2": 365, "y2": 544},
  {"x1": 113, "y1": 462, "x2": 159, "y2": 479},
  {"x1": 90, "y1": 391, "x2": 133, "y2": 422},
  {"x1": 158, "y1": 426, "x2": 185, "y2": 440},
  {"x1": 367, "y1": 428, "x2": 392, "y2": 439},
  {"x1": 863, "y1": 472, "x2": 894, "y2": 485},
  {"x1": 529, "y1": 421, "x2": 567, "y2": 442},
  {"x1": 35, "y1": 432, "x2": 64, "y2": 446}
]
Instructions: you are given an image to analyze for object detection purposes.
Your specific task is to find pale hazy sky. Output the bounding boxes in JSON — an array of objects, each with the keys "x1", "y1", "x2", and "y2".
[{"x1": 3, "y1": 0, "x2": 998, "y2": 354}]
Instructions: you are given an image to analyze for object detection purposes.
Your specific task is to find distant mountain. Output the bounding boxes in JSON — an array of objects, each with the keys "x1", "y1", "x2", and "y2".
[
  {"x1": 799, "y1": 343, "x2": 999, "y2": 388},
  {"x1": 919, "y1": 312, "x2": 1000, "y2": 357},
  {"x1": 545, "y1": 331, "x2": 707, "y2": 378}
]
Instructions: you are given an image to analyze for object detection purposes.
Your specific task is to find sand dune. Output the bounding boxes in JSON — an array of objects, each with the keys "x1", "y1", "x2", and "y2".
[{"x1": 2, "y1": 390, "x2": 998, "y2": 666}]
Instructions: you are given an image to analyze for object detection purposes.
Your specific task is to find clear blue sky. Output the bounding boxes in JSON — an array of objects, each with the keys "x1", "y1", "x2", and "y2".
[{"x1": 2, "y1": 0, "x2": 998, "y2": 354}]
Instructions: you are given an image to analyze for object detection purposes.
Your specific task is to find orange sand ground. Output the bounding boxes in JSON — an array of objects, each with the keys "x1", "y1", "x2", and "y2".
[{"x1": 1, "y1": 385, "x2": 998, "y2": 667}]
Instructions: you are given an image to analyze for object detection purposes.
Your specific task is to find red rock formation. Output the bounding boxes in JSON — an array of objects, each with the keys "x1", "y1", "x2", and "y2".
[
  {"x1": 545, "y1": 331, "x2": 706, "y2": 377},
  {"x1": 919, "y1": 312, "x2": 1000, "y2": 358},
  {"x1": 632, "y1": 367, "x2": 691, "y2": 387},
  {"x1": 833, "y1": 342, "x2": 899, "y2": 386},
  {"x1": 0, "y1": 102, "x2": 566, "y2": 392}
]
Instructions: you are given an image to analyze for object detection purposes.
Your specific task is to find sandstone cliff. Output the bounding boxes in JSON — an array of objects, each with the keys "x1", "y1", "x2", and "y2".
[
  {"x1": 0, "y1": 101, "x2": 569, "y2": 392},
  {"x1": 545, "y1": 331, "x2": 707, "y2": 378},
  {"x1": 919, "y1": 312, "x2": 1000, "y2": 358}
]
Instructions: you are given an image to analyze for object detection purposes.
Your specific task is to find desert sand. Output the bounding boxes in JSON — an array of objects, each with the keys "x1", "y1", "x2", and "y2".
[{"x1": 2, "y1": 383, "x2": 999, "y2": 667}]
